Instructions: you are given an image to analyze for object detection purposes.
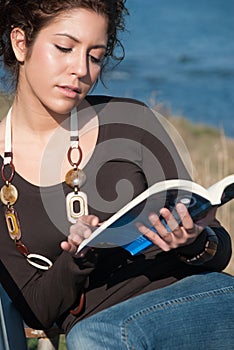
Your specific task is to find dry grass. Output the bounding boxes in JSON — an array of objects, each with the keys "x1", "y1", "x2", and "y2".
[{"x1": 0, "y1": 93, "x2": 12, "y2": 119}]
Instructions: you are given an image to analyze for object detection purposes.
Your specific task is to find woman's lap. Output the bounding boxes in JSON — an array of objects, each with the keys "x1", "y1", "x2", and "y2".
[{"x1": 66, "y1": 272, "x2": 234, "y2": 350}]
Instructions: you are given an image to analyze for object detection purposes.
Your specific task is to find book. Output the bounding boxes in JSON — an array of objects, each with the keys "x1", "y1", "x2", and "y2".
[{"x1": 76, "y1": 174, "x2": 234, "y2": 256}]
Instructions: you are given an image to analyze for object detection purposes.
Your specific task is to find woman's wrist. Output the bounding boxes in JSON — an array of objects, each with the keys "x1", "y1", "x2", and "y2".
[{"x1": 177, "y1": 226, "x2": 219, "y2": 265}]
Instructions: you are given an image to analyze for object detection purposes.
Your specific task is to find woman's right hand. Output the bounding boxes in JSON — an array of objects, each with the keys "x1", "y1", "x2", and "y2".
[{"x1": 61, "y1": 215, "x2": 100, "y2": 254}]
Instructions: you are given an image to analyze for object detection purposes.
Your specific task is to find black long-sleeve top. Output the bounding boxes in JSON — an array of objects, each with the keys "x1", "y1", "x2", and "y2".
[{"x1": 0, "y1": 96, "x2": 232, "y2": 334}]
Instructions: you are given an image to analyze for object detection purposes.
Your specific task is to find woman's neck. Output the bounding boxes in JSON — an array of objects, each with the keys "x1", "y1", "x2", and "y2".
[
  {"x1": 0, "y1": 96, "x2": 99, "y2": 186},
  {"x1": 11, "y1": 98, "x2": 70, "y2": 139}
]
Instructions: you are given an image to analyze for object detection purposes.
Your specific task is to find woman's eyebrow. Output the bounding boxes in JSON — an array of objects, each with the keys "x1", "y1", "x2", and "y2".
[{"x1": 54, "y1": 33, "x2": 107, "y2": 49}]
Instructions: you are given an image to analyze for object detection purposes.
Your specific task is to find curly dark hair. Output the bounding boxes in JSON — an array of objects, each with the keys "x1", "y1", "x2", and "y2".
[{"x1": 0, "y1": 0, "x2": 128, "y2": 88}]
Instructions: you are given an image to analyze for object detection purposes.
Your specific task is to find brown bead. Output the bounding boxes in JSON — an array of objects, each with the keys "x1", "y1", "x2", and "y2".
[
  {"x1": 65, "y1": 168, "x2": 86, "y2": 189},
  {"x1": 16, "y1": 241, "x2": 29, "y2": 257},
  {"x1": 0, "y1": 184, "x2": 18, "y2": 205}
]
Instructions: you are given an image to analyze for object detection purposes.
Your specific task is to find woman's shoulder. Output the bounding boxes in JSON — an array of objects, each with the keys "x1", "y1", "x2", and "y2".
[
  {"x1": 85, "y1": 94, "x2": 150, "y2": 127},
  {"x1": 86, "y1": 94, "x2": 147, "y2": 107}
]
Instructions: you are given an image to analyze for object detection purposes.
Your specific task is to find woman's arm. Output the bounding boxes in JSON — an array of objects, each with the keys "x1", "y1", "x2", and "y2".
[
  {"x1": 138, "y1": 104, "x2": 232, "y2": 271},
  {"x1": 0, "y1": 239, "x2": 94, "y2": 330}
]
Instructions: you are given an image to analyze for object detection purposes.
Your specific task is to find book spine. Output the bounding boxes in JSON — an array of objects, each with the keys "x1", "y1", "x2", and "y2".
[{"x1": 123, "y1": 235, "x2": 153, "y2": 255}]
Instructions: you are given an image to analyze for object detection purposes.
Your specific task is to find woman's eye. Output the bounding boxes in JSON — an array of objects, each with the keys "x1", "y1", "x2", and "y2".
[
  {"x1": 89, "y1": 55, "x2": 103, "y2": 65},
  {"x1": 55, "y1": 45, "x2": 72, "y2": 53}
]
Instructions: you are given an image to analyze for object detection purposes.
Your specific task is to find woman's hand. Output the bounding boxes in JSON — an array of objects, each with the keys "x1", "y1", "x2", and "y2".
[
  {"x1": 61, "y1": 215, "x2": 100, "y2": 254},
  {"x1": 136, "y1": 203, "x2": 217, "y2": 251}
]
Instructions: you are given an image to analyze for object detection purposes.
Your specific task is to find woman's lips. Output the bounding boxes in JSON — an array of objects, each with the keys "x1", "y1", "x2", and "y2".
[{"x1": 58, "y1": 85, "x2": 81, "y2": 99}]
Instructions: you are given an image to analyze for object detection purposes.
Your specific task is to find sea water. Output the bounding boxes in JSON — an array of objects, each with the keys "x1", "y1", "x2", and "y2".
[
  {"x1": 0, "y1": 0, "x2": 233, "y2": 136},
  {"x1": 95, "y1": 0, "x2": 234, "y2": 137}
]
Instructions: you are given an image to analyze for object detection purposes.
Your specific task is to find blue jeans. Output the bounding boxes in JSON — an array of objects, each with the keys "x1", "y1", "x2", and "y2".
[
  {"x1": 0, "y1": 285, "x2": 27, "y2": 350},
  {"x1": 66, "y1": 272, "x2": 234, "y2": 350}
]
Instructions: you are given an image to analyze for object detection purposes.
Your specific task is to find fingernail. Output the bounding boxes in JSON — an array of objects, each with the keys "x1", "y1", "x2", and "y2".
[
  {"x1": 176, "y1": 203, "x2": 186, "y2": 213},
  {"x1": 149, "y1": 213, "x2": 158, "y2": 222}
]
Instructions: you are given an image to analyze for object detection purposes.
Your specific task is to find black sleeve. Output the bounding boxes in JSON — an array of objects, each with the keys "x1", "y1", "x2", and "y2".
[
  {"x1": 139, "y1": 106, "x2": 191, "y2": 186},
  {"x1": 0, "y1": 229, "x2": 94, "y2": 330},
  {"x1": 175, "y1": 225, "x2": 232, "y2": 271}
]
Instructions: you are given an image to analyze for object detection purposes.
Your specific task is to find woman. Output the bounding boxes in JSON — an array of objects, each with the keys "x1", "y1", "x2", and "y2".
[{"x1": 0, "y1": 1, "x2": 233, "y2": 349}]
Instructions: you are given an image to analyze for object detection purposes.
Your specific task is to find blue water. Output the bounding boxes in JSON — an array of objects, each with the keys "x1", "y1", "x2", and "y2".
[
  {"x1": 0, "y1": 0, "x2": 233, "y2": 136},
  {"x1": 94, "y1": 0, "x2": 234, "y2": 137}
]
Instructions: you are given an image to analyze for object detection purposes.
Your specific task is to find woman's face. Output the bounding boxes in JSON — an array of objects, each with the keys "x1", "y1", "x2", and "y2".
[{"x1": 18, "y1": 9, "x2": 108, "y2": 115}]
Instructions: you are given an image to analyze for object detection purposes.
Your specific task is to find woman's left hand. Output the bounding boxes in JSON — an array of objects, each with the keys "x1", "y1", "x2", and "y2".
[
  {"x1": 136, "y1": 203, "x2": 216, "y2": 251},
  {"x1": 61, "y1": 215, "x2": 100, "y2": 254}
]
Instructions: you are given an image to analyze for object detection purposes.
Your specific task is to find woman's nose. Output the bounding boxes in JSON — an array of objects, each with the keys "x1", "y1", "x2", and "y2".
[{"x1": 70, "y1": 50, "x2": 88, "y2": 78}]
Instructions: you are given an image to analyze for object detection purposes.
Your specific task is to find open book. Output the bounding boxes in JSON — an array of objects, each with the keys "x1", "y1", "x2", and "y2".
[{"x1": 76, "y1": 174, "x2": 234, "y2": 256}]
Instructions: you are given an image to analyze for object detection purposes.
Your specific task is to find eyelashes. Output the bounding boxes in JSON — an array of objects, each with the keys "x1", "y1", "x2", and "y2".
[
  {"x1": 55, "y1": 44, "x2": 72, "y2": 53},
  {"x1": 54, "y1": 45, "x2": 103, "y2": 65},
  {"x1": 89, "y1": 55, "x2": 103, "y2": 65}
]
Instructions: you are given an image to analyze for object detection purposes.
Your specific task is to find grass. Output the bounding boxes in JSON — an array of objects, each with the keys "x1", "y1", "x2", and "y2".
[{"x1": 27, "y1": 335, "x2": 66, "y2": 350}]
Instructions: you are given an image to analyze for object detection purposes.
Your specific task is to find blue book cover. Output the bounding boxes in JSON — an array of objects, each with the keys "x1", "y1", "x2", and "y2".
[{"x1": 76, "y1": 176, "x2": 234, "y2": 256}]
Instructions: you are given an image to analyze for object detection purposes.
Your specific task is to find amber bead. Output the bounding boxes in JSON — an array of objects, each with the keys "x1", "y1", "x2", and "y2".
[
  {"x1": 65, "y1": 168, "x2": 86, "y2": 189},
  {"x1": 0, "y1": 184, "x2": 18, "y2": 205}
]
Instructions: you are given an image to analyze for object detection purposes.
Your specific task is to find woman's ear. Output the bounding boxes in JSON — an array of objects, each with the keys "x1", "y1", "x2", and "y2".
[{"x1": 10, "y1": 28, "x2": 27, "y2": 63}]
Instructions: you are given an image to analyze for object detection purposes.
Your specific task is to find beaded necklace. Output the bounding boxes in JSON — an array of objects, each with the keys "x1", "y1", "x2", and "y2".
[{"x1": 0, "y1": 107, "x2": 88, "y2": 270}]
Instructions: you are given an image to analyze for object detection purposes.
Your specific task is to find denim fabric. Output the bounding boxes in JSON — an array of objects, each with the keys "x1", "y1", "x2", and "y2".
[
  {"x1": 66, "y1": 272, "x2": 234, "y2": 350},
  {"x1": 0, "y1": 285, "x2": 27, "y2": 350}
]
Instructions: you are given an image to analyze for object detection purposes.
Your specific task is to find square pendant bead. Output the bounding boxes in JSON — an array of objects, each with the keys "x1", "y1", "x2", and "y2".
[{"x1": 66, "y1": 191, "x2": 88, "y2": 223}]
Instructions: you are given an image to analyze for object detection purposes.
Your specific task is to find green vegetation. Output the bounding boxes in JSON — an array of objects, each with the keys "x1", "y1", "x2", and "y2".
[{"x1": 27, "y1": 335, "x2": 67, "y2": 350}]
